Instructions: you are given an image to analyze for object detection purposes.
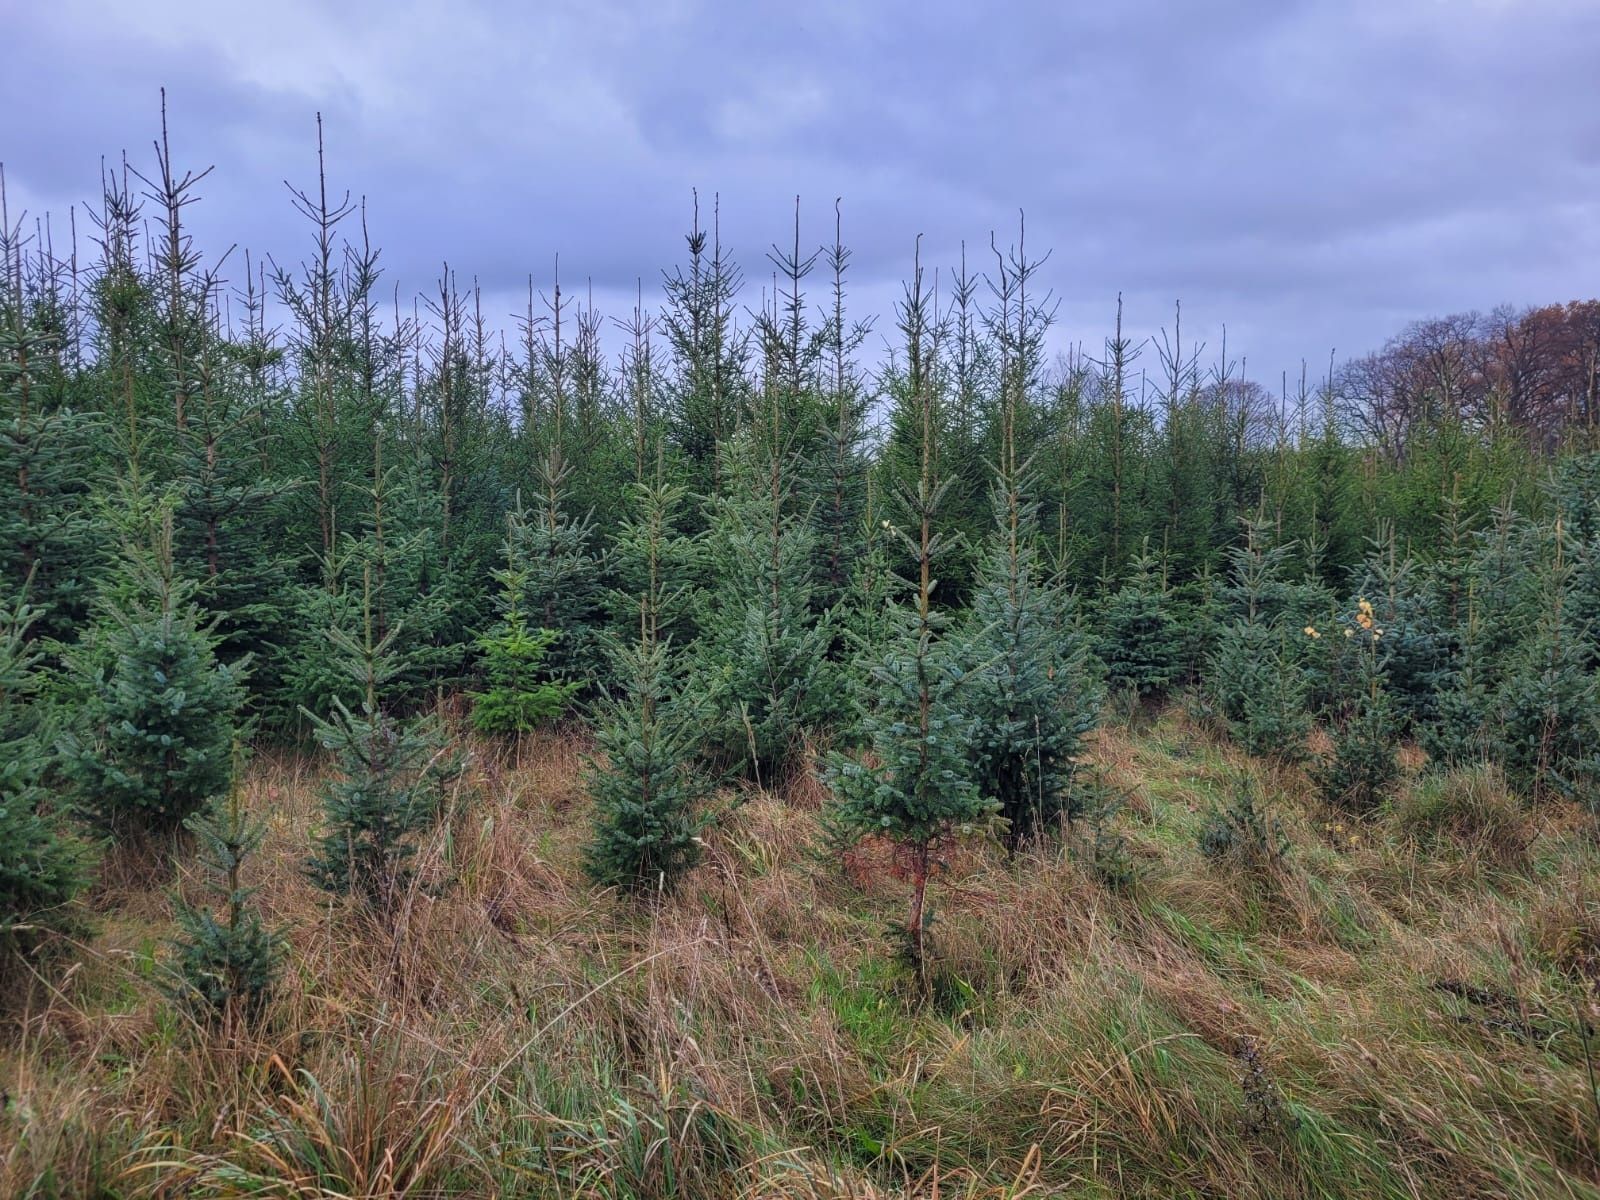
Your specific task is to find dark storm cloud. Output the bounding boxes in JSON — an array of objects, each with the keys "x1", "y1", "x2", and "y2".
[{"x1": 4, "y1": 0, "x2": 1596, "y2": 381}]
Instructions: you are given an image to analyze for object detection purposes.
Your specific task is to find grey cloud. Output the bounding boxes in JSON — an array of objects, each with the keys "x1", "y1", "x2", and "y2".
[{"x1": 3, "y1": 0, "x2": 1595, "y2": 383}]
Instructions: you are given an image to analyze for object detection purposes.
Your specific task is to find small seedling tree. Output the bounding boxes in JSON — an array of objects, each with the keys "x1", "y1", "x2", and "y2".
[
  {"x1": 304, "y1": 569, "x2": 456, "y2": 913},
  {"x1": 166, "y1": 748, "x2": 286, "y2": 1025}
]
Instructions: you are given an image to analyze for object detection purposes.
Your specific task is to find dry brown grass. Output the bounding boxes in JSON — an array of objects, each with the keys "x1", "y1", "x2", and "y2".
[{"x1": 5, "y1": 713, "x2": 1600, "y2": 1198}]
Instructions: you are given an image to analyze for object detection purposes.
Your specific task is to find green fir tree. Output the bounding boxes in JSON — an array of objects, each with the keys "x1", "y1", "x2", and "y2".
[
  {"x1": 827, "y1": 245, "x2": 992, "y2": 978},
  {"x1": 304, "y1": 570, "x2": 458, "y2": 913},
  {"x1": 1097, "y1": 539, "x2": 1184, "y2": 706},
  {"x1": 1207, "y1": 516, "x2": 1312, "y2": 759},
  {"x1": 961, "y1": 233, "x2": 1100, "y2": 847},
  {"x1": 469, "y1": 517, "x2": 579, "y2": 736},
  {"x1": 166, "y1": 748, "x2": 286, "y2": 1025},
  {"x1": 61, "y1": 502, "x2": 244, "y2": 836},
  {"x1": 0, "y1": 595, "x2": 86, "y2": 954},
  {"x1": 586, "y1": 478, "x2": 714, "y2": 894},
  {"x1": 693, "y1": 436, "x2": 836, "y2": 784},
  {"x1": 1316, "y1": 597, "x2": 1402, "y2": 814}
]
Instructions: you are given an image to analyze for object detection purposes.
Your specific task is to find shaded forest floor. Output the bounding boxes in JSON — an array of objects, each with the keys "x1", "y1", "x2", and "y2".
[{"x1": 6, "y1": 709, "x2": 1600, "y2": 1198}]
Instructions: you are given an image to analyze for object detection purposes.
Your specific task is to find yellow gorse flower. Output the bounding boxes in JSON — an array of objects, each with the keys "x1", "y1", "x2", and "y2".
[
  {"x1": 1303, "y1": 625, "x2": 1320, "y2": 639},
  {"x1": 1355, "y1": 597, "x2": 1375, "y2": 632}
]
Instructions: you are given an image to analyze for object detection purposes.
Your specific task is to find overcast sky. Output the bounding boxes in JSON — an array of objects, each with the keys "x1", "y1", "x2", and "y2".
[{"x1": 5, "y1": 0, "x2": 1597, "y2": 390}]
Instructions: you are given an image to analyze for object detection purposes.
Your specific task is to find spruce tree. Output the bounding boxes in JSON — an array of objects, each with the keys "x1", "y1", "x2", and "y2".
[
  {"x1": 827, "y1": 243, "x2": 992, "y2": 977},
  {"x1": 284, "y1": 456, "x2": 471, "y2": 725},
  {"x1": 586, "y1": 477, "x2": 713, "y2": 894},
  {"x1": 1423, "y1": 501, "x2": 1532, "y2": 771},
  {"x1": 660, "y1": 192, "x2": 749, "y2": 514},
  {"x1": 1097, "y1": 539, "x2": 1184, "y2": 706},
  {"x1": 606, "y1": 464, "x2": 704, "y2": 649},
  {"x1": 963, "y1": 475, "x2": 1100, "y2": 847},
  {"x1": 304, "y1": 569, "x2": 457, "y2": 913},
  {"x1": 809, "y1": 201, "x2": 873, "y2": 609},
  {"x1": 355, "y1": 460, "x2": 463, "y2": 705},
  {"x1": 514, "y1": 456, "x2": 606, "y2": 692},
  {"x1": 61, "y1": 502, "x2": 244, "y2": 836},
  {"x1": 1422, "y1": 621, "x2": 1496, "y2": 771},
  {"x1": 693, "y1": 435, "x2": 836, "y2": 785},
  {"x1": 1300, "y1": 367, "x2": 1367, "y2": 579},
  {"x1": 166, "y1": 750, "x2": 286, "y2": 1025},
  {"x1": 564, "y1": 284, "x2": 630, "y2": 525},
  {"x1": 692, "y1": 202, "x2": 839, "y2": 778},
  {"x1": 0, "y1": 175, "x2": 99, "y2": 641},
  {"x1": 146, "y1": 157, "x2": 289, "y2": 690},
  {"x1": 1153, "y1": 302, "x2": 1215, "y2": 583},
  {"x1": 274, "y1": 117, "x2": 366, "y2": 570},
  {"x1": 1207, "y1": 515, "x2": 1312, "y2": 759},
  {"x1": 171, "y1": 315, "x2": 288, "y2": 668},
  {"x1": 1428, "y1": 480, "x2": 1475, "y2": 630},
  {"x1": 1078, "y1": 295, "x2": 1151, "y2": 589},
  {"x1": 1551, "y1": 452, "x2": 1600, "y2": 667},
  {"x1": 1349, "y1": 525, "x2": 1448, "y2": 732},
  {"x1": 751, "y1": 196, "x2": 825, "y2": 478},
  {"x1": 1494, "y1": 517, "x2": 1600, "y2": 805},
  {"x1": 417, "y1": 266, "x2": 500, "y2": 566},
  {"x1": 469, "y1": 519, "x2": 578, "y2": 736},
  {"x1": 836, "y1": 478, "x2": 898, "y2": 716},
  {"x1": 1316, "y1": 598, "x2": 1402, "y2": 814},
  {"x1": 1464, "y1": 501, "x2": 1537, "y2": 679},
  {"x1": 961, "y1": 226, "x2": 1100, "y2": 849},
  {"x1": 276, "y1": 549, "x2": 364, "y2": 726},
  {"x1": 0, "y1": 595, "x2": 86, "y2": 953},
  {"x1": 934, "y1": 244, "x2": 989, "y2": 599},
  {"x1": 85, "y1": 158, "x2": 161, "y2": 485},
  {"x1": 517, "y1": 258, "x2": 629, "y2": 528}
]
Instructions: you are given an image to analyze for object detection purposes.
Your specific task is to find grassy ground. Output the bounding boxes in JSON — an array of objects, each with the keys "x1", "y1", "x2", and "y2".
[{"x1": 5, "y1": 709, "x2": 1600, "y2": 1198}]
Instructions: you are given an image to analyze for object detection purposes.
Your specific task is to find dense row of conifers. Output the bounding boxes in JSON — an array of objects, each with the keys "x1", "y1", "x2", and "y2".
[{"x1": 2, "y1": 125, "x2": 1598, "y2": 1014}]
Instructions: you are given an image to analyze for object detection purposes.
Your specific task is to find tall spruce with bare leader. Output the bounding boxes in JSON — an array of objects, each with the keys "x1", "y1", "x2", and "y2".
[
  {"x1": 1, "y1": 170, "x2": 99, "y2": 642},
  {"x1": 810, "y1": 200, "x2": 874, "y2": 609},
  {"x1": 512, "y1": 265, "x2": 607, "y2": 690},
  {"x1": 137, "y1": 104, "x2": 288, "y2": 678},
  {"x1": 828, "y1": 240, "x2": 991, "y2": 978},
  {"x1": 693, "y1": 226, "x2": 836, "y2": 784},
  {"x1": 962, "y1": 220, "x2": 1100, "y2": 848}
]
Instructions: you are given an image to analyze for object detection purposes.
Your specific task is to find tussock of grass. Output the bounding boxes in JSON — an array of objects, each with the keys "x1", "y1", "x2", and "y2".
[{"x1": 5, "y1": 710, "x2": 1600, "y2": 1198}]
